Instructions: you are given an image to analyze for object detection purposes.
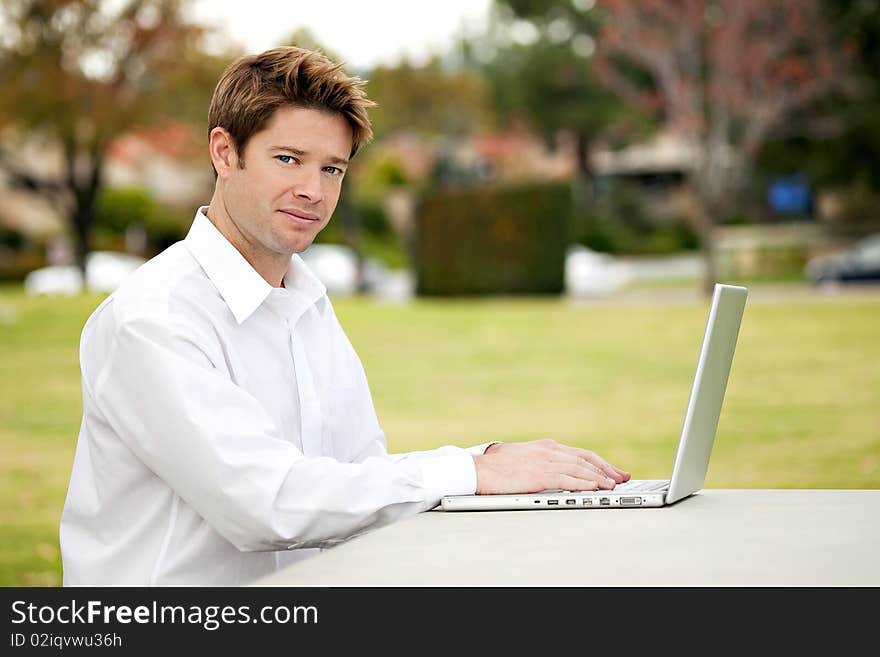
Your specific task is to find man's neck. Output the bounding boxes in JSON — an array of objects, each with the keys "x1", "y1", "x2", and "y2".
[{"x1": 204, "y1": 196, "x2": 288, "y2": 288}]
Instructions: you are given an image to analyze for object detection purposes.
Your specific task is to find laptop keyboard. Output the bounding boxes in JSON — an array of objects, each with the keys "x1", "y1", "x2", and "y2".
[{"x1": 612, "y1": 479, "x2": 669, "y2": 492}]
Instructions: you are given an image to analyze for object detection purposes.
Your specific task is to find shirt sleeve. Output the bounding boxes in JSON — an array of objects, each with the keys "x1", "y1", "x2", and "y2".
[
  {"x1": 383, "y1": 443, "x2": 498, "y2": 509},
  {"x1": 89, "y1": 311, "x2": 476, "y2": 553},
  {"x1": 324, "y1": 305, "x2": 483, "y2": 497}
]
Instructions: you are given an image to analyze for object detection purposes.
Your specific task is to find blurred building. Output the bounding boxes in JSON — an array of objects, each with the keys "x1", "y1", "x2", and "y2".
[
  {"x1": 0, "y1": 133, "x2": 68, "y2": 241},
  {"x1": 0, "y1": 122, "x2": 212, "y2": 248},
  {"x1": 373, "y1": 125, "x2": 575, "y2": 188},
  {"x1": 104, "y1": 123, "x2": 213, "y2": 208}
]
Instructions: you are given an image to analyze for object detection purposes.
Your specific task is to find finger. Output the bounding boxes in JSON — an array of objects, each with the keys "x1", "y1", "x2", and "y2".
[
  {"x1": 548, "y1": 462, "x2": 616, "y2": 490},
  {"x1": 542, "y1": 443, "x2": 628, "y2": 483},
  {"x1": 546, "y1": 451, "x2": 606, "y2": 478},
  {"x1": 554, "y1": 473, "x2": 600, "y2": 492},
  {"x1": 565, "y1": 447, "x2": 629, "y2": 483},
  {"x1": 599, "y1": 463, "x2": 630, "y2": 482},
  {"x1": 548, "y1": 451, "x2": 612, "y2": 483},
  {"x1": 573, "y1": 460, "x2": 607, "y2": 480},
  {"x1": 612, "y1": 465, "x2": 631, "y2": 482}
]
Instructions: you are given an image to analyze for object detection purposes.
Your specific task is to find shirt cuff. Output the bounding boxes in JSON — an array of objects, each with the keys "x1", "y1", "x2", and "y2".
[
  {"x1": 466, "y1": 441, "x2": 501, "y2": 456},
  {"x1": 417, "y1": 448, "x2": 478, "y2": 499}
]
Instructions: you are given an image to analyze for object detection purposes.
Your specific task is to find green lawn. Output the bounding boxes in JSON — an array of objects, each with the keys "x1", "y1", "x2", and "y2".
[{"x1": 1, "y1": 284, "x2": 878, "y2": 586}]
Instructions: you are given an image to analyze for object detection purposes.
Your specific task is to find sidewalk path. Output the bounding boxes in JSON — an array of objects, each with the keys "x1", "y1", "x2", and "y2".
[{"x1": 567, "y1": 281, "x2": 880, "y2": 306}]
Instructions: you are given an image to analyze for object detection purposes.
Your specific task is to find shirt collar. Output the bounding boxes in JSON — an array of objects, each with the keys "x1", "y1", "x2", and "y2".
[{"x1": 184, "y1": 207, "x2": 327, "y2": 324}]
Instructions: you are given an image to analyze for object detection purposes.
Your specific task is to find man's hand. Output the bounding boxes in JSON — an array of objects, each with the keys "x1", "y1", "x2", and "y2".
[{"x1": 473, "y1": 439, "x2": 631, "y2": 495}]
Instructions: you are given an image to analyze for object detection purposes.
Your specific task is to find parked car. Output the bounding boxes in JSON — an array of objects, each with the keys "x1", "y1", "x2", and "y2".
[
  {"x1": 805, "y1": 234, "x2": 880, "y2": 285},
  {"x1": 24, "y1": 251, "x2": 146, "y2": 295},
  {"x1": 564, "y1": 245, "x2": 630, "y2": 297},
  {"x1": 298, "y1": 243, "x2": 359, "y2": 296},
  {"x1": 84, "y1": 251, "x2": 147, "y2": 293},
  {"x1": 23, "y1": 265, "x2": 83, "y2": 296}
]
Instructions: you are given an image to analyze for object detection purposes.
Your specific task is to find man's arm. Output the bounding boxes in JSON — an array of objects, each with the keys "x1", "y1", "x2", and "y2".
[{"x1": 88, "y1": 311, "x2": 476, "y2": 552}]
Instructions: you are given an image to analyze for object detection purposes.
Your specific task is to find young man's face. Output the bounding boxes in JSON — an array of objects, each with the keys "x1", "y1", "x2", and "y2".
[{"x1": 220, "y1": 105, "x2": 352, "y2": 257}]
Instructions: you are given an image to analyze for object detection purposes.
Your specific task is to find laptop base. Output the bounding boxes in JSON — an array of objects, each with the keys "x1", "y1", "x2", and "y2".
[{"x1": 440, "y1": 488, "x2": 668, "y2": 511}]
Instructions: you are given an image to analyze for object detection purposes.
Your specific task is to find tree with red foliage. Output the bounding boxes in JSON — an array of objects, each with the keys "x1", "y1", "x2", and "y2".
[
  {"x1": 0, "y1": 0, "x2": 225, "y2": 270},
  {"x1": 594, "y1": 0, "x2": 854, "y2": 292}
]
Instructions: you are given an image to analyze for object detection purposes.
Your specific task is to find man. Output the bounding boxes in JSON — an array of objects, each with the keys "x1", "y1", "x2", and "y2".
[{"x1": 60, "y1": 47, "x2": 629, "y2": 586}]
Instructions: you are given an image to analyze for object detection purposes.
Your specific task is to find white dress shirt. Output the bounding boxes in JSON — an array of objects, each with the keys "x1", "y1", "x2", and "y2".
[{"x1": 60, "y1": 208, "x2": 489, "y2": 586}]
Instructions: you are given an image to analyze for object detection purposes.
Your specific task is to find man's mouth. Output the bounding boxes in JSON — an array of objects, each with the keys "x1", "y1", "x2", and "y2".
[{"x1": 278, "y1": 209, "x2": 320, "y2": 223}]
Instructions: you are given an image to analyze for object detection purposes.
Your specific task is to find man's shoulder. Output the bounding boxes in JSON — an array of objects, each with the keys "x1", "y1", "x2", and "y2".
[
  {"x1": 89, "y1": 242, "x2": 222, "y2": 332},
  {"x1": 78, "y1": 243, "x2": 232, "y2": 389}
]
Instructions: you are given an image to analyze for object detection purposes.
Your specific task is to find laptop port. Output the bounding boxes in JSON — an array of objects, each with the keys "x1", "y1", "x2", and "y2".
[
  {"x1": 583, "y1": 499, "x2": 593, "y2": 506},
  {"x1": 547, "y1": 499, "x2": 559, "y2": 505},
  {"x1": 566, "y1": 499, "x2": 576, "y2": 505},
  {"x1": 620, "y1": 497, "x2": 642, "y2": 506},
  {"x1": 599, "y1": 498, "x2": 610, "y2": 506}
]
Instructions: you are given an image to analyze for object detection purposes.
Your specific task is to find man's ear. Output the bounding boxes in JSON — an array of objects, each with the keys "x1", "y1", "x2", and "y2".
[{"x1": 209, "y1": 127, "x2": 238, "y2": 179}]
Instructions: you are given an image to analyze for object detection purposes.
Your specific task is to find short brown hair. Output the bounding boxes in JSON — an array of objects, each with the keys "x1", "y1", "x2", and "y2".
[{"x1": 208, "y1": 46, "x2": 375, "y2": 167}]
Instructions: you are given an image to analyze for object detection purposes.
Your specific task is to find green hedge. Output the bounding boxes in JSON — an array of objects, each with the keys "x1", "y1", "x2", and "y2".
[
  {"x1": 95, "y1": 187, "x2": 190, "y2": 253},
  {"x1": 415, "y1": 182, "x2": 570, "y2": 296},
  {"x1": 572, "y1": 181, "x2": 699, "y2": 255}
]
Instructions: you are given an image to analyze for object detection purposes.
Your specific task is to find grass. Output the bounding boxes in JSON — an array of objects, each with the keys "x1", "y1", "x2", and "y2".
[{"x1": 1, "y1": 283, "x2": 878, "y2": 586}]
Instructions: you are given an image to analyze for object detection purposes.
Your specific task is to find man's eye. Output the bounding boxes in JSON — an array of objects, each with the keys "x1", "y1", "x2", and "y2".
[
  {"x1": 276, "y1": 155, "x2": 296, "y2": 164},
  {"x1": 324, "y1": 166, "x2": 344, "y2": 176}
]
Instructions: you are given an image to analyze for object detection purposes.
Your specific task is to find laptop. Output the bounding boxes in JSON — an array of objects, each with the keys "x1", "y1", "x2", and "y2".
[{"x1": 440, "y1": 283, "x2": 748, "y2": 511}]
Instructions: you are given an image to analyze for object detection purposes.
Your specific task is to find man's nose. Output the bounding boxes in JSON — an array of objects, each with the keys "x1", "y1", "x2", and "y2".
[{"x1": 292, "y1": 168, "x2": 323, "y2": 203}]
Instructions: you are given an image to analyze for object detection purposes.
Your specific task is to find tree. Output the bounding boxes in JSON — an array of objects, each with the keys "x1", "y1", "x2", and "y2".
[
  {"x1": 477, "y1": 0, "x2": 648, "y2": 207},
  {"x1": 593, "y1": 0, "x2": 854, "y2": 292},
  {"x1": 365, "y1": 59, "x2": 494, "y2": 141},
  {"x1": 343, "y1": 58, "x2": 495, "y2": 277},
  {"x1": 757, "y1": 0, "x2": 880, "y2": 215},
  {"x1": 0, "y1": 0, "x2": 225, "y2": 270}
]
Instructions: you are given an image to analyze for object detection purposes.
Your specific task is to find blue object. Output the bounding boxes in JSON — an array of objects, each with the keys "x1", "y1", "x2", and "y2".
[{"x1": 768, "y1": 176, "x2": 812, "y2": 214}]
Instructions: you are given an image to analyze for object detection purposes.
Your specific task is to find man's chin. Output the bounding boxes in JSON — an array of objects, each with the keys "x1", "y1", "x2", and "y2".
[
  {"x1": 285, "y1": 240, "x2": 314, "y2": 255},
  {"x1": 275, "y1": 226, "x2": 321, "y2": 255},
  {"x1": 288, "y1": 238, "x2": 317, "y2": 255}
]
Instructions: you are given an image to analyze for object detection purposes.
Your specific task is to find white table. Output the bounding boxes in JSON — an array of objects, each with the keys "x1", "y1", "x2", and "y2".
[{"x1": 253, "y1": 489, "x2": 880, "y2": 586}]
